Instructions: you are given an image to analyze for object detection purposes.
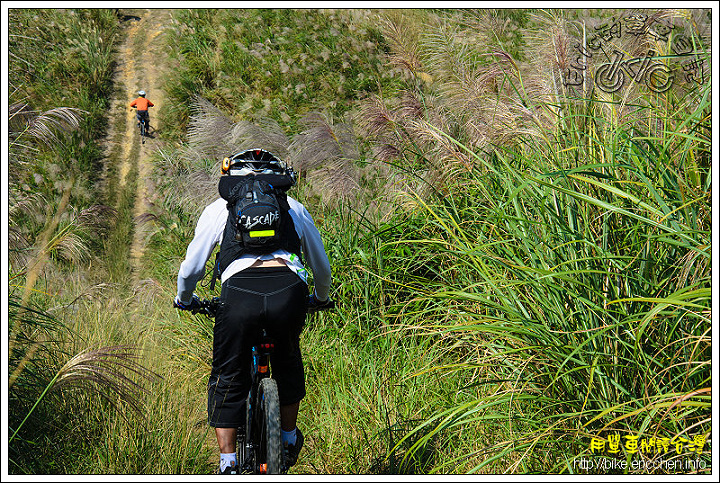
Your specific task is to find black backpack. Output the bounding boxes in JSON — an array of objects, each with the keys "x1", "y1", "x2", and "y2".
[
  {"x1": 230, "y1": 177, "x2": 283, "y2": 251},
  {"x1": 210, "y1": 174, "x2": 302, "y2": 289}
]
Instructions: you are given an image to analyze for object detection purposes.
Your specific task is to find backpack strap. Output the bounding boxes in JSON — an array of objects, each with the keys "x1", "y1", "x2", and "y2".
[
  {"x1": 219, "y1": 174, "x2": 295, "y2": 200},
  {"x1": 209, "y1": 253, "x2": 219, "y2": 291}
]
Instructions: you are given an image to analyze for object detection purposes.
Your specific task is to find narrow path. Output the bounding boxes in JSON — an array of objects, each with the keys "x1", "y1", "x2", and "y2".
[{"x1": 105, "y1": 9, "x2": 173, "y2": 283}]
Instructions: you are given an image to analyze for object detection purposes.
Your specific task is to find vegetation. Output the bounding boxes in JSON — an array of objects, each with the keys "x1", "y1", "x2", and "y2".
[
  {"x1": 8, "y1": 8, "x2": 212, "y2": 474},
  {"x1": 7, "y1": 7, "x2": 711, "y2": 476}
]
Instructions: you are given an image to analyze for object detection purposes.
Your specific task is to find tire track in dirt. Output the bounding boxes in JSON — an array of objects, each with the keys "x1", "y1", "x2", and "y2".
[{"x1": 108, "y1": 9, "x2": 173, "y2": 282}]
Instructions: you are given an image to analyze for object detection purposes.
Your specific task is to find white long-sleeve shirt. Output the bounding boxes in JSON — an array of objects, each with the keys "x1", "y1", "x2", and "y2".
[{"x1": 176, "y1": 195, "x2": 331, "y2": 304}]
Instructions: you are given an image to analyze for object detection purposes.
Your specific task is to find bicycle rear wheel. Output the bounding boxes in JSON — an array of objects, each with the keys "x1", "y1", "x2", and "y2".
[{"x1": 254, "y1": 378, "x2": 282, "y2": 474}]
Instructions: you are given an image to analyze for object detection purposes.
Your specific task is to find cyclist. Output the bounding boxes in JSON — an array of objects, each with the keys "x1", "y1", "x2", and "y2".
[
  {"x1": 173, "y1": 149, "x2": 333, "y2": 474},
  {"x1": 129, "y1": 90, "x2": 154, "y2": 133}
]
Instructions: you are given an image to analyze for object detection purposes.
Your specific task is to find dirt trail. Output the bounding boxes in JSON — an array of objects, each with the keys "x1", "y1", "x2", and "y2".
[
  {"x1": 107, "y1": 9, "x2": 174, "y2": 281},
  {"x1": 102, "y1": 10, "x2": 220, "y2": 469}
]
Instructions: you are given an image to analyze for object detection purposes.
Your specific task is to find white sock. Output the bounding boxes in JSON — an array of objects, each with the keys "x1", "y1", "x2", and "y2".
[
  {"x1": 281, "y1": 428, "x2": 297, "y2": 446},
  {"x1": 220, "y1": 452, "x2": 236, "y2": 470}
]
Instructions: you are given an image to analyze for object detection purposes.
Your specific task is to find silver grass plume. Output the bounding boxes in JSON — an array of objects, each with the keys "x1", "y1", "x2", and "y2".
[
  {"x1": 226, "y1": 117, "x2": 290, "y2": 159},
  {"x1": 9, "y1": 344, "x2": 161, "y2": 443},
  {"x1": 8, "y1": 103, "x2": 85, "y2": 184},
  {"x1": 156, "y1": 147, "x2": 216, "y2": 218},
  {"x1": 356, "y1": 94, "x2": 403, "y2": 163},
  {"x1": 8, "y1": 192, "x2": 115, "y2": 268},
  {"x1": 307, "y1": 162, "x2": 361, "y2": 205},
  {"x1": 188, "y1": 96, "x2": 292, "y2": 161},
  {"x1": 9, "y1": 191, "x2": 50, "y2": 232},
  {"x1": 178, "y1": 168, "x2": 219, "y2": 217},
  {"x1": 376, "y1": 11, "x2": 425, "y2": 78},
  {"x1": 287, "y1": 111, "x2": 361, "y2": 203},
  {"x1": 9, "y1": 103, "x2": 85, "y2": 148},
  {"x1": 48, "y1": 204, "x2": 117, "y2": 265},
  {"x1": 187, "y1": 96, "x2": 235, "y2": 160},
  {"x1": 51, "y1": 346, "x2": 161, "y2": 415},
  {"x1": 287, "y1": 111, "x2": 359, "y2": 172},
  {"x1": 421, "y1": 21, "x2": 477, "y2": 88}
]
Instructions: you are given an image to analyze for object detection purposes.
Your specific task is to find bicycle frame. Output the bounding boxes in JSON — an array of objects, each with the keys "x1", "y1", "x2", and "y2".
[{"x1": 239, "y1": 332, "x2": 276, "y2": 474}]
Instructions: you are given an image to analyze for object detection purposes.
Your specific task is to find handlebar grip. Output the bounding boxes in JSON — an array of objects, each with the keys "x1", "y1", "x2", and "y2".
[
  {"x1": 307, "y1": 297, "x2": 336, "y2": 313},
  {"x1": 176, "y1": 297, "x2": 220, "y2": 317}
]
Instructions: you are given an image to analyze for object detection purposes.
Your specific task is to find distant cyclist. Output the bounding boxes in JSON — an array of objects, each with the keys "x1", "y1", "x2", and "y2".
[
  {"x1": 129, "y1": 90, "x2": 154, "y2": 132},
  {"x1": 174, "y1": 149, "x2": 334, "y2": 474}
]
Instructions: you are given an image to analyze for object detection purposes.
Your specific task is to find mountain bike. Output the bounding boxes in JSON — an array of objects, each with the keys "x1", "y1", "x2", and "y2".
[
  {"x1": 189, "y1": 295, "x2": 335, "y2": 474},
  {"x1": 133, "y1": 108, "x2": 150, "y2": 144},
  {"x1": 139, "y1": 117, "x2": 148, "y2": 144}
]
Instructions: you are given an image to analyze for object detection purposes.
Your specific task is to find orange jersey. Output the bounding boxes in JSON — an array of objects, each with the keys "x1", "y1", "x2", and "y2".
[{"x1": 130, "y1": 97, "x2": 154, "y2": 110}]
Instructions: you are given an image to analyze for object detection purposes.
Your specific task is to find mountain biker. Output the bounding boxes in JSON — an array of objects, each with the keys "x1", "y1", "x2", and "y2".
[
  {"x1": 129, "y1": 90, "x2": 154, "y2": 131},
  {"x1": 173, "y1": 148, "x2": 333, "y2": 474}
]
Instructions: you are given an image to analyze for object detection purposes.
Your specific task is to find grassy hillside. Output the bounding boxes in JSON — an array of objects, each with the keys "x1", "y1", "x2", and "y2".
[{"x1": 7, "y1": 7, "x2": 712, "y2": 476}]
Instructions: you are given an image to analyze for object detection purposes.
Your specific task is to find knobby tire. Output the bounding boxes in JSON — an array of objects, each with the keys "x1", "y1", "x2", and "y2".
[{"x1": 256, "y1": 378, "x2": 282, "y2": 474}]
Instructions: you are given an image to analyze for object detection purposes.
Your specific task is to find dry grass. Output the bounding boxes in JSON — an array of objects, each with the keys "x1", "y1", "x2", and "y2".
[
  {"x1": 52, "y1": 345, "x2": 162, "y2": 414},
  {"x1": 227, "y1": 117, "x2": 291, "y2": 160},
  {"x1": 9, "y1": 103, "x2": 85, "y2": 147},
  {"x1": 179, "y1": 98, "x2": 370, "y2": 207}
]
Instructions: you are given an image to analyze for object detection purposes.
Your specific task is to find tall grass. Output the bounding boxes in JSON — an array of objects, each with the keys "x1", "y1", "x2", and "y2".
[
  {"x1": 381, "y1": 133, "x2": 711, "y2": 471},
  {"x1": 358, "y1": 9, "x2": 711, "y2": 473},
  {"x1": 151, "y1": 7, "x2": 711, "y2": 475},
  {"x1": 9, "y1": 9, "x2": 120, "y2": 285},
  {"x1": 9, "y1": 6, "x2": 709, "y2": 476},
  {"x1": 7, "y1": 288, "x2": 164, "y2": 473},
  {"x1": 7, "y1": 9, "x2": 192, "y2": 475}
]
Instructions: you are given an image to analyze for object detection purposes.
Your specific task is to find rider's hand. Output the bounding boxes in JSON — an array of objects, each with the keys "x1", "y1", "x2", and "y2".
[
  {"x1": 307, "y1": 293, "x2": 335, "y2": 311},
  {"x1": 174, "y1": 294, "x2": 201, "y2": 311}
]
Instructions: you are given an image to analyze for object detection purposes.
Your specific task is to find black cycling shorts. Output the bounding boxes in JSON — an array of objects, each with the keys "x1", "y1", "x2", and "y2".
[{"x1": 207, "y1": 266, "x2": 308, "y2": 428}]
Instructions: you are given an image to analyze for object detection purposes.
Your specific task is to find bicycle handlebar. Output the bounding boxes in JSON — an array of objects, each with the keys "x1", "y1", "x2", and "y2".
[
  {"x1": 307, "y1": 297, "x2": 336, "y2": 314},
  {"x1": 192, "y1": 297, "x2": 220, "y2": 316},
  {"x1": 177, "y1": 296, "x2": 335, "y2": 317}
]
